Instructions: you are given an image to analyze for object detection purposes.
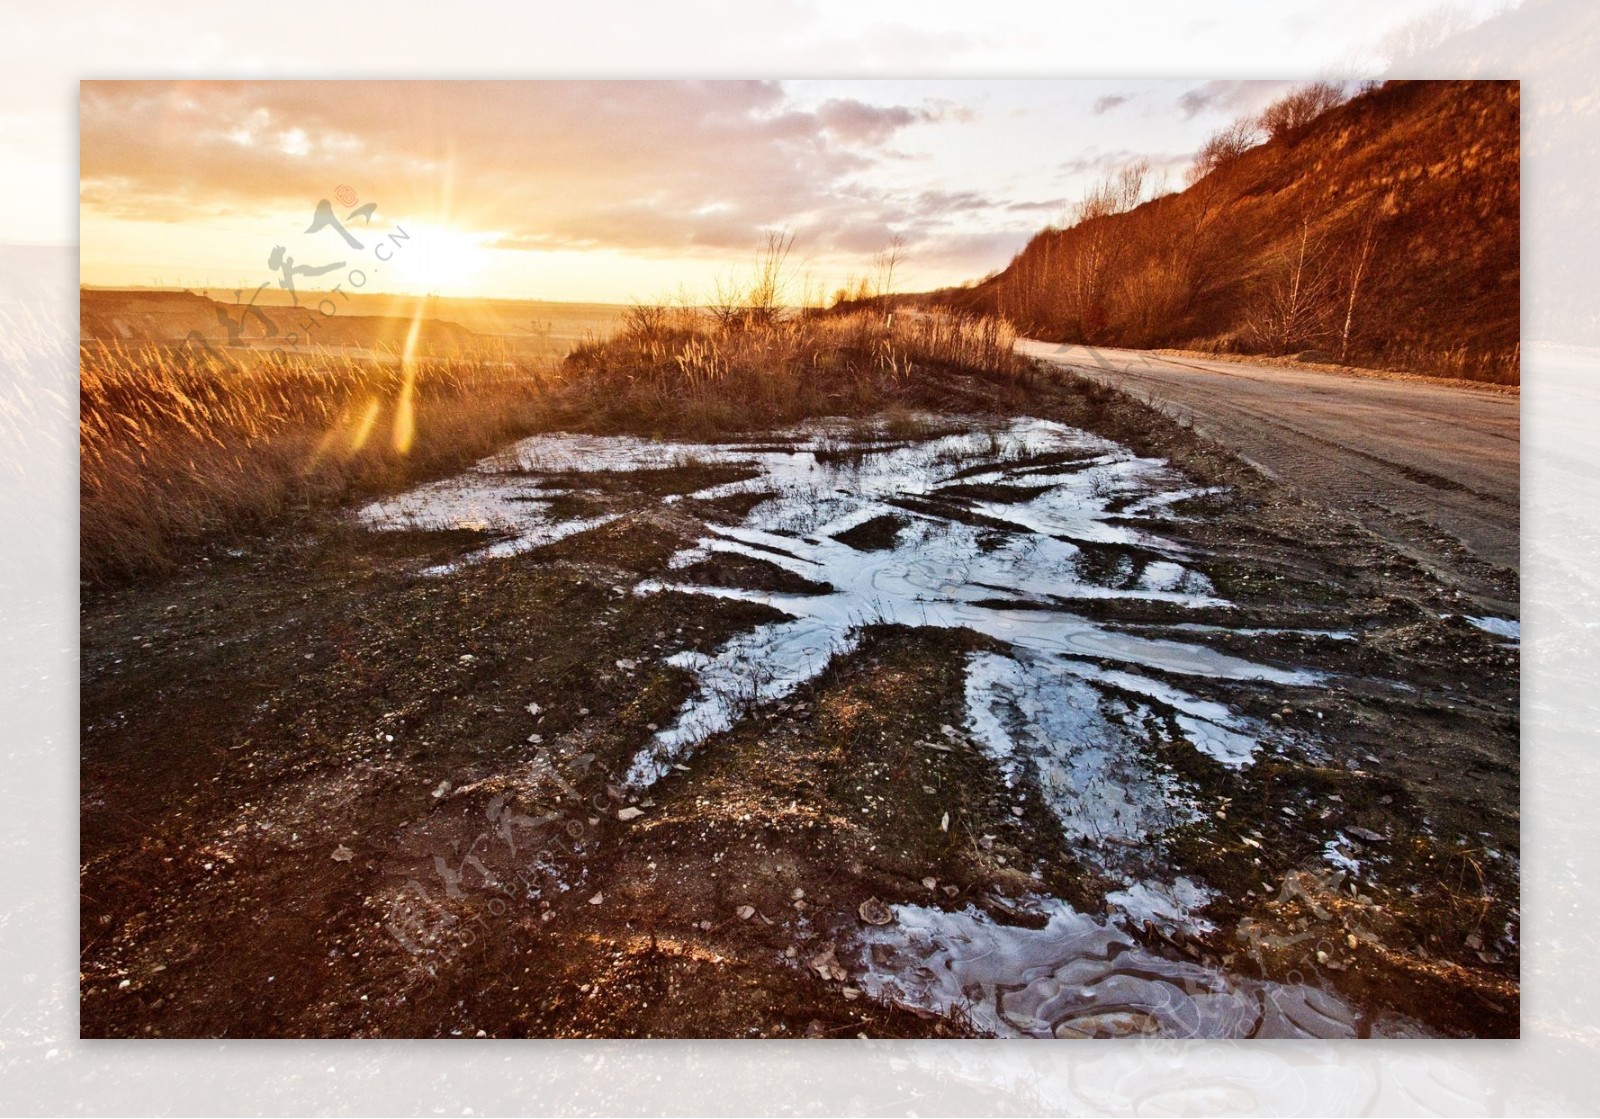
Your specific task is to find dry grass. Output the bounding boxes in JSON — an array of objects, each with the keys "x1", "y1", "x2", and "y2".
[
  {"x1": 81, "y1": 308, "x2": 1027, "y2": 582},
  {"x1": 563, "y1": 307, "x2": 1027, "y2": 434},
  {"x1": 81, "y1": 342, "x2": 555, "y2": 582}
]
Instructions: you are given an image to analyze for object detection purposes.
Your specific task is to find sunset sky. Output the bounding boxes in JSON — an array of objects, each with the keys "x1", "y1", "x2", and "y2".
[{"x1": 73, "y1": 74, "x2": 1440, "y2": 303}]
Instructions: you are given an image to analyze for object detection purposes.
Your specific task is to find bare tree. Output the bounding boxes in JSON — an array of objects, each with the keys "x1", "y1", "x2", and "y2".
[
  {"x1": 1337, "y1": 193, "x2": 1393, "y2": 363},
  {"x1": 1257, "y1": 81, "x2": 1350, "y2": 141},
  {"x1": 872, "y1": 233, "x2": 908, "y2": 301},
  {"x1": 1187, "y1": 118, "x2": 1261, "y2": 183},
  {"x1": 1246, "y1": 217, "x2": 1338, "y2": 352},
  {"x1": 744, "y1": 229, "x2": 796, "y2": 329}
]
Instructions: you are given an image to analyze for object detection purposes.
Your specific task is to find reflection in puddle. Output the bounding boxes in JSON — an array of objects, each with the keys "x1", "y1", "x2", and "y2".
[{"x1": 853, "y1": 900, "x2": 1422, "y2": 1039}]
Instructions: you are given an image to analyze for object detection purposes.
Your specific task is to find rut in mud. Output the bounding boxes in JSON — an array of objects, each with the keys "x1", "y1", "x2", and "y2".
[{"x1": 80, "y1": 371, "x2": 1519, "y2": 1039}]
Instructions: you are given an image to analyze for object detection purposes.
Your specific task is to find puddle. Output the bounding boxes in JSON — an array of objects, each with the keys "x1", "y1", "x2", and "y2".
[
  {"x1": 618, "y1": 418, "x2": 1317, "y2": 786},
  {"x1": 851, "y1": 899, "x2": 1422, "y2": 1039},
  {"x1": 362, "y1": 414, "x2": 1376, "y2": 1036}
]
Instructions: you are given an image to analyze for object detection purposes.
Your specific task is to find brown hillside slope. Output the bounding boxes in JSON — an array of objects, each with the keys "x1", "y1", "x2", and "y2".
[{"x1": 945, "y1": 81, "x2": 1519, "y2": 383}]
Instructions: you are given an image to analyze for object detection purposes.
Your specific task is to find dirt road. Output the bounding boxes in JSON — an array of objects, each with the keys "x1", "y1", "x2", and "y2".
[{"x1": 1019, "y1": 342, "x2": 1521, "y2": 614}]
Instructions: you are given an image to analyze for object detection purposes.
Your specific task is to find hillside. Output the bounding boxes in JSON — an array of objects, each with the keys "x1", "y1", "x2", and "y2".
[{"x1": 939, "y1": 80, "x2": 1519, "y2": 383}]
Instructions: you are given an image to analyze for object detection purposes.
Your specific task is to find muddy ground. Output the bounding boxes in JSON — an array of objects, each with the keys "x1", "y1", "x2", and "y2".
[{"x1": 80, "y1": 364, "x2": 1519, "y2": 1038}]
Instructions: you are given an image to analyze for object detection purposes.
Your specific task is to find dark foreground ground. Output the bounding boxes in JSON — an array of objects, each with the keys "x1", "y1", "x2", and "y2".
[{"x1": 80, "y1": 364, "x2": 1519, "y2": 1038}]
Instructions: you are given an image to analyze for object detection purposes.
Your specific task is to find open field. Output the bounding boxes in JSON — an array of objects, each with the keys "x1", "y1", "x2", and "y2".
[{"x1": 81, "y1": 318, "x2": 1519, "y2": 1038}]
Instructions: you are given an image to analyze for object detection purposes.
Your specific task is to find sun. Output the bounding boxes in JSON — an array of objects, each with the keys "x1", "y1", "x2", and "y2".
[{"x1": 376, "y1": 222, "x2": 491, "y2": 295}]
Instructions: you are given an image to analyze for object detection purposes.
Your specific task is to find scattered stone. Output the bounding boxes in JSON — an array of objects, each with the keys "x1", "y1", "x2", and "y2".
[
  {"x1": 1345, "y1": 826, "x2": 1387, "y2": 843},
  {"x1": 939, "y1": 812, "x2": 950, "y2": 833},
  {"x1": 588, "y1": 892, "x2": 604, "y2": 906},
  {"x1": 331, "y1": 845, "x2": 354, "y2": 862},
  {"x1": 431, "y1": 780, "x2": 452, "y2": 799},
  {"x1": 616, "y1": 659, "x2": 637, "y2": 671},
  {"x1": 617, "y1": 807, "x2": 644, "y2": 822},
  {"x1": 526, "y1": 702, "x2": 542, "y2": 716},
  {"x1": 942, "y1": 885, "x2": 960, "y2": 898},
  {"x1": 791, "y1": 888, "x2": 805, "y2": 900},
  {"x1": 736, "y1": 904, "x2": 757, "y2": 921},
  {"x1": 842, "y1": 987, "x2": 862, "y2": 1001},
  {"x1": 921, "y1": 877, "x2": 937, "y2": 891}
]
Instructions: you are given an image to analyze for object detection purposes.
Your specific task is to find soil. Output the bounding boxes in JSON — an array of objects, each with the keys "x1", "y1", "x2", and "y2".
[{"x1": 80, "y1": 361, "x2": 1519, "y2": 1038}]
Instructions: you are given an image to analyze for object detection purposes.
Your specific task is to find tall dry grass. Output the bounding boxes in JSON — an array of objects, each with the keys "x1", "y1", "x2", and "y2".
[
  {"x1": 563, "y1": 307, "x2": 1027, "y2": 433},
  {"x1": 82, "y1": 307, "x2": 1028, "y2": 582},
  {"x1": 81, "y1": 342, "x2": 553, "y2": 582}
]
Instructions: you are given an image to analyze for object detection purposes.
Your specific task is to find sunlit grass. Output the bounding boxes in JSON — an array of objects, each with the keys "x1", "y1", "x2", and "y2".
[
  {"x1": 80, "y1": 341, "x2": 555, "y2": 582},
  {"x1": 80, "y1": 306, "x2": 1029, "y2": 582}
]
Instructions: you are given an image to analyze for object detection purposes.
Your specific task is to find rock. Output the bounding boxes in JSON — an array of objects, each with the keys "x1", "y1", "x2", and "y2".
[
  {"x1": 921, "y1": 877, "x2": 937, "y2": 891},
  {"x1": 858, "y1": 898, "x2": 894, "y2": 926},
  {"x1": 1345, "y1": 826, "x2": 1387, "y2": 843},
  {"x1": 842, "y1": 987, "x2": 862, "y2": 1001},
  {"x1": 431, "y1": 779, "x2": 452, "y2": 799},
  {"x1": 331, "y1": 844, "x2": 354, "y2": 862},
  {"x1": 939, "y1": 812, "x2": 950, "y2": 833},
  {"x1": 617, "y1": 807, "x2": 644, "y2": 822},
  {"x1": 615, "y1": 659, "x2": 637, "y2": 671},
  {"x1": 791, "y1": 888, "x2": 805, "y2": 900},
  {"x1": 735, "y1": 904, "x2": 756, "y2": 920},
  {"x1": 809, "y1": 945, "x2": 847, "y2": 982},
  {"x1": 526, "y1": 702, "x2": 542, "y2": 716},
  {"x1": 588, "y1": 892, "x2": 604, "y2": 905},
  {"x1": 942, "y1": 885, "x2": 960, "y2": 898}
]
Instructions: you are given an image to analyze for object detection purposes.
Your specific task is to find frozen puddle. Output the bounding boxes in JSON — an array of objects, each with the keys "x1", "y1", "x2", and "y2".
[
  {"x1": 362, "y1": 415, "x2": 1370, "y2": 1034},
  {"x1": 621, "y1": 417, "x2": 1315, "y2": 787},
  {"x1": 852, "y1": 899, "x2": 1416, "y2": 1039}
]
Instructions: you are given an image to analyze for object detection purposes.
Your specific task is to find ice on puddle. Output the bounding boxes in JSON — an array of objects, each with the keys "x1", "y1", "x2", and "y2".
[
  {"x1": 360, "y1": 413, "x2": 1383, "y2": 1038},
  {"x1": 851, "y1": 899, "x2": 1364, "y2": 1039},
  {"x1": 616, "y1": 416, "x2": 1317, "y2": 785},
  {"x1": 359, "y1": 416, "x2": 1322, "y2": 788}
]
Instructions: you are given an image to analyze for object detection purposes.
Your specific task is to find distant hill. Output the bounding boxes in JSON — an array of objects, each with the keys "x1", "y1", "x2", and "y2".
[
  {"x1": 79, "y1": 288, "x2": 485, "y2": 355},
  {"x1": 934, "y1": 80, "x2": 1519, "y2": 383}
]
